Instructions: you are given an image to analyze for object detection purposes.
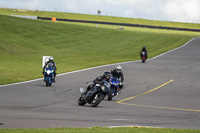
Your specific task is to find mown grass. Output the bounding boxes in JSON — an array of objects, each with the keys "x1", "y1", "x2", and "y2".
[
  {"x1": 60, "y1": 21, "x2": 200, "y2": 36},
  {"x1": 0, "y1": 15, "x2": 199, "y2": 85},
  {"x1": 0, "y1": 127, "x2": 200, "y2": 133},
  {"x1": 1, "y1": 8, "x2": 200, "y2": 29}
]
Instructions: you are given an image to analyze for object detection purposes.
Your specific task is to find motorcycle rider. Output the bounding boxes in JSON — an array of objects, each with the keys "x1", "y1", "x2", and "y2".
[
  {"x1": 43, "y1": 56, "x2": 57, "y2": 83},
  {"x1": 140, "y1": 46, "x2": 148, "y2": 59},
  {"x1": 84, "y1": 72, "x2": 111, "y2": 94},
  {"x1": 110, "y1": 65, "x2": 124, "y2": 90}
]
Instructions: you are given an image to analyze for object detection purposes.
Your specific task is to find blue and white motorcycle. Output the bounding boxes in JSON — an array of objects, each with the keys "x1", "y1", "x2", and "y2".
[
  {"x1": 44, "y1": 65, "x2": 54, "y2": 87},
  {"x1": 107, "y1": 76, "x2": 120, "y2": 101}
]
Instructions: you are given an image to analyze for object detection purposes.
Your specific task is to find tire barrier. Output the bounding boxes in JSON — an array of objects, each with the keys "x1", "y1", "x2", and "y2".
[{"x1": 37, "y1": 16, "x2": 200, "y2": 32}]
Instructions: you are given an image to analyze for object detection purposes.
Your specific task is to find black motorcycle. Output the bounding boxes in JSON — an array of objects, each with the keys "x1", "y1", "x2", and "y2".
[{"x1": 78, "y1": 80, "x2": 110, "y2": 107}]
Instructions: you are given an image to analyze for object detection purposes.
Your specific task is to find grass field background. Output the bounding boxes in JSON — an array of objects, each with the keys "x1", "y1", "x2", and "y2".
[{"x1": 0, "y1": 14, "x2": 199, "y2": 85}]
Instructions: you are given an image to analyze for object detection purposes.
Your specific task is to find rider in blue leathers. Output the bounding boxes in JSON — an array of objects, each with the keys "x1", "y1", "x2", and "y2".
[{"x1": 43, "y1": 57, "x2": 57, "y2": 82}]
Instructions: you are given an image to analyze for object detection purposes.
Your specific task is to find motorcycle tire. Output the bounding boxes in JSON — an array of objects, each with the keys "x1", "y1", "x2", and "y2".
[
  {"x1": 91, "y1": 93, "x2": 104, "y2": 107},
  {"x1": 142, "y1": 59, "x2": 145, "y2": 63},
  {"x1": 46, "y1": 76, "x2": 49, "y2": 86},
  {"x1": 78, "y1": 97, "x2": 86, "y2": 106},
  {"x1": 49, "y1": 77, "x2": 52, "y2": 86},
  {"x1": 108, "y1": 89, "x2": 113, "y2": 101}
]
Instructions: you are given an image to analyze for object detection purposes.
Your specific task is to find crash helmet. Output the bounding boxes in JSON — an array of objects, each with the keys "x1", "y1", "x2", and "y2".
[
  {"x1": 115, "y1": 65, "x2": 122, "y2": 73},
  {"x1": 103, "y1": 72, "x2": 111, "y2": 81},
  {"x1": 49, "y1": 56, "x2": 54, "y2": 61},
  {"x1": 142, "y1": 46, "x2": 146, "y2": 50}
]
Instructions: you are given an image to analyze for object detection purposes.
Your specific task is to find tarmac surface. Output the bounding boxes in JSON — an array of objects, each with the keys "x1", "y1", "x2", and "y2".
[{"x1": 0, "y1": 38, "x2": 200, "y2": 129}]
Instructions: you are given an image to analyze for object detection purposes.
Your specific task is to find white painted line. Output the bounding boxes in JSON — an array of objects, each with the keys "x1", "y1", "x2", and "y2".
[
  {"x1": 110, "y1": 118, "x2": 136, "y2": 121},
  {"x1": 149, "y1": 37, "x2": 195, "y2": 61},
  {"x1": 0, "y1": 78, "x2": 43, "y2": 88},
  {"x1": 0, "y1": 37, "x2": 197, "y2": 88},
  {"x1": 108, "y1": 125, "x2": 163, "y2": 128}
]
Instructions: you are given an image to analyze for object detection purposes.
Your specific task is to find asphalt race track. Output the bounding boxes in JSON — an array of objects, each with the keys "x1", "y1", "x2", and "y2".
[{"x1": 0, "y1": 38, "x2": 200, "y2": 129}]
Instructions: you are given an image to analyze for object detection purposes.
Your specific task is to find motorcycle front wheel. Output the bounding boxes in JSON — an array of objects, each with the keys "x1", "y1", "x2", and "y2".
[
  {"x1": 91, "y1": 93, "x2": 104, "y2": 107},
  {"x1": 142, "y1": 59, "x2": 145, "y2": 63},
  {"x1": 78, "y1": 97, "x2": 86, "y2": 106},
  {"x1": 49, "y1": 77, "x2": 52, "y2": 86},
  {"x1": 108, "y1": 88, "x2": 113, "y2": 101},
  {"x1": 46, "y1": 76, "x2": 49, "y2": 86}
]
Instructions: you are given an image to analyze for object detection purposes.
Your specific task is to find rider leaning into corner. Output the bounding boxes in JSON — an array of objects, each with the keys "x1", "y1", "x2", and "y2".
[
  {"x1": 140, "y1": 46, "x2": 148, "y2": 60},
  {"x1": 84, "y1": 71, "x2": 111, "y2": 95},
  {"x1": 110, "y1": 65, "x2": 124, "y2": 90},
  {"x1": 43, "y1": 56, "x2": 57, "y2": 83}
]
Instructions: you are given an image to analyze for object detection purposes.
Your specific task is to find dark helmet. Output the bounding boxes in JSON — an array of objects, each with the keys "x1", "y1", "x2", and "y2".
[
  {"x1": 142, "y1": 46, "x2": 146, "y2": 50},
  {"x1": 103, "y1": 72, "x2": 111, "y2": 81}
]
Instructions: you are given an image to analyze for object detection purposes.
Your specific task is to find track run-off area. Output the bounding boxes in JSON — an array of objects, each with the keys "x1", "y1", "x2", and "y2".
[{"x1": 0, "y1": 38, "x2": 200, "y2": 129}]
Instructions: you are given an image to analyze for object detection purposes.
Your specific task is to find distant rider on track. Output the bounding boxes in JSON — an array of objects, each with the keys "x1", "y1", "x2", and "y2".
[
  {"x1": 140, "y1": 46, "x2": 148, "y2": 60},
  {"x1": 43, "y1": 56, "x2": 57, "y2": 83}
]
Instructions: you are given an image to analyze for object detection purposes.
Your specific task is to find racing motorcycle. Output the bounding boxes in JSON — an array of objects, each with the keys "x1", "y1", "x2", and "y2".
[
  {"x1": 43, "y1": 64, "x2": 55, "y2": 86},
  {"x1": 107, "y1": 76, "x2": 120, "y2": 101},
  {"x1": 141, "y1": 51, "x2": 147, "y2": 63},
  {"x1": 78, "y1": 80, "x2": 110, "y2": 107}
]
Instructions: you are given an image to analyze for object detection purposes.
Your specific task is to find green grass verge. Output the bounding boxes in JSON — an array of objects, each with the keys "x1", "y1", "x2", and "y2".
[
  {"x1": 0, "y1": 127, "x2": 200, "y2": 133},
  {"x1": 1, "y1": 8, "x2": 200, "y2": 29},
  {"x1": 0, "y1": 15, "x2": 199, "y2": 85}
]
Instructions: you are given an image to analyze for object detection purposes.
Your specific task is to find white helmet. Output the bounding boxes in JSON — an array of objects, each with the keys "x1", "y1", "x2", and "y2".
[
  {"x1": 116, "y1": 65, "x2": 122, "y2": 73},
  {"x1": 49, "y1": 56, "x2": 54, "y2": 61}
]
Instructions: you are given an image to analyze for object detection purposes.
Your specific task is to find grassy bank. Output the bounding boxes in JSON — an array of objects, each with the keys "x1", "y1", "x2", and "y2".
[
  {"x1": 0, "y1": 127, "x2": 200, "y2": 133},
  {"x1": 1, "y1": 8, "x2": 200, "y2": 29},
  {"x1": 0, "y1": 15, "x2": 199, "y2": 85}
]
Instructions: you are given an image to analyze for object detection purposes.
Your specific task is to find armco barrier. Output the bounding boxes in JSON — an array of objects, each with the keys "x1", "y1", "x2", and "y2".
[
  {"x1": 11, "y1": 15, "x2": 37, "y2": 20},
  {"x1": 37, "y1": 16, "x2": 200, "y2": 32}
]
